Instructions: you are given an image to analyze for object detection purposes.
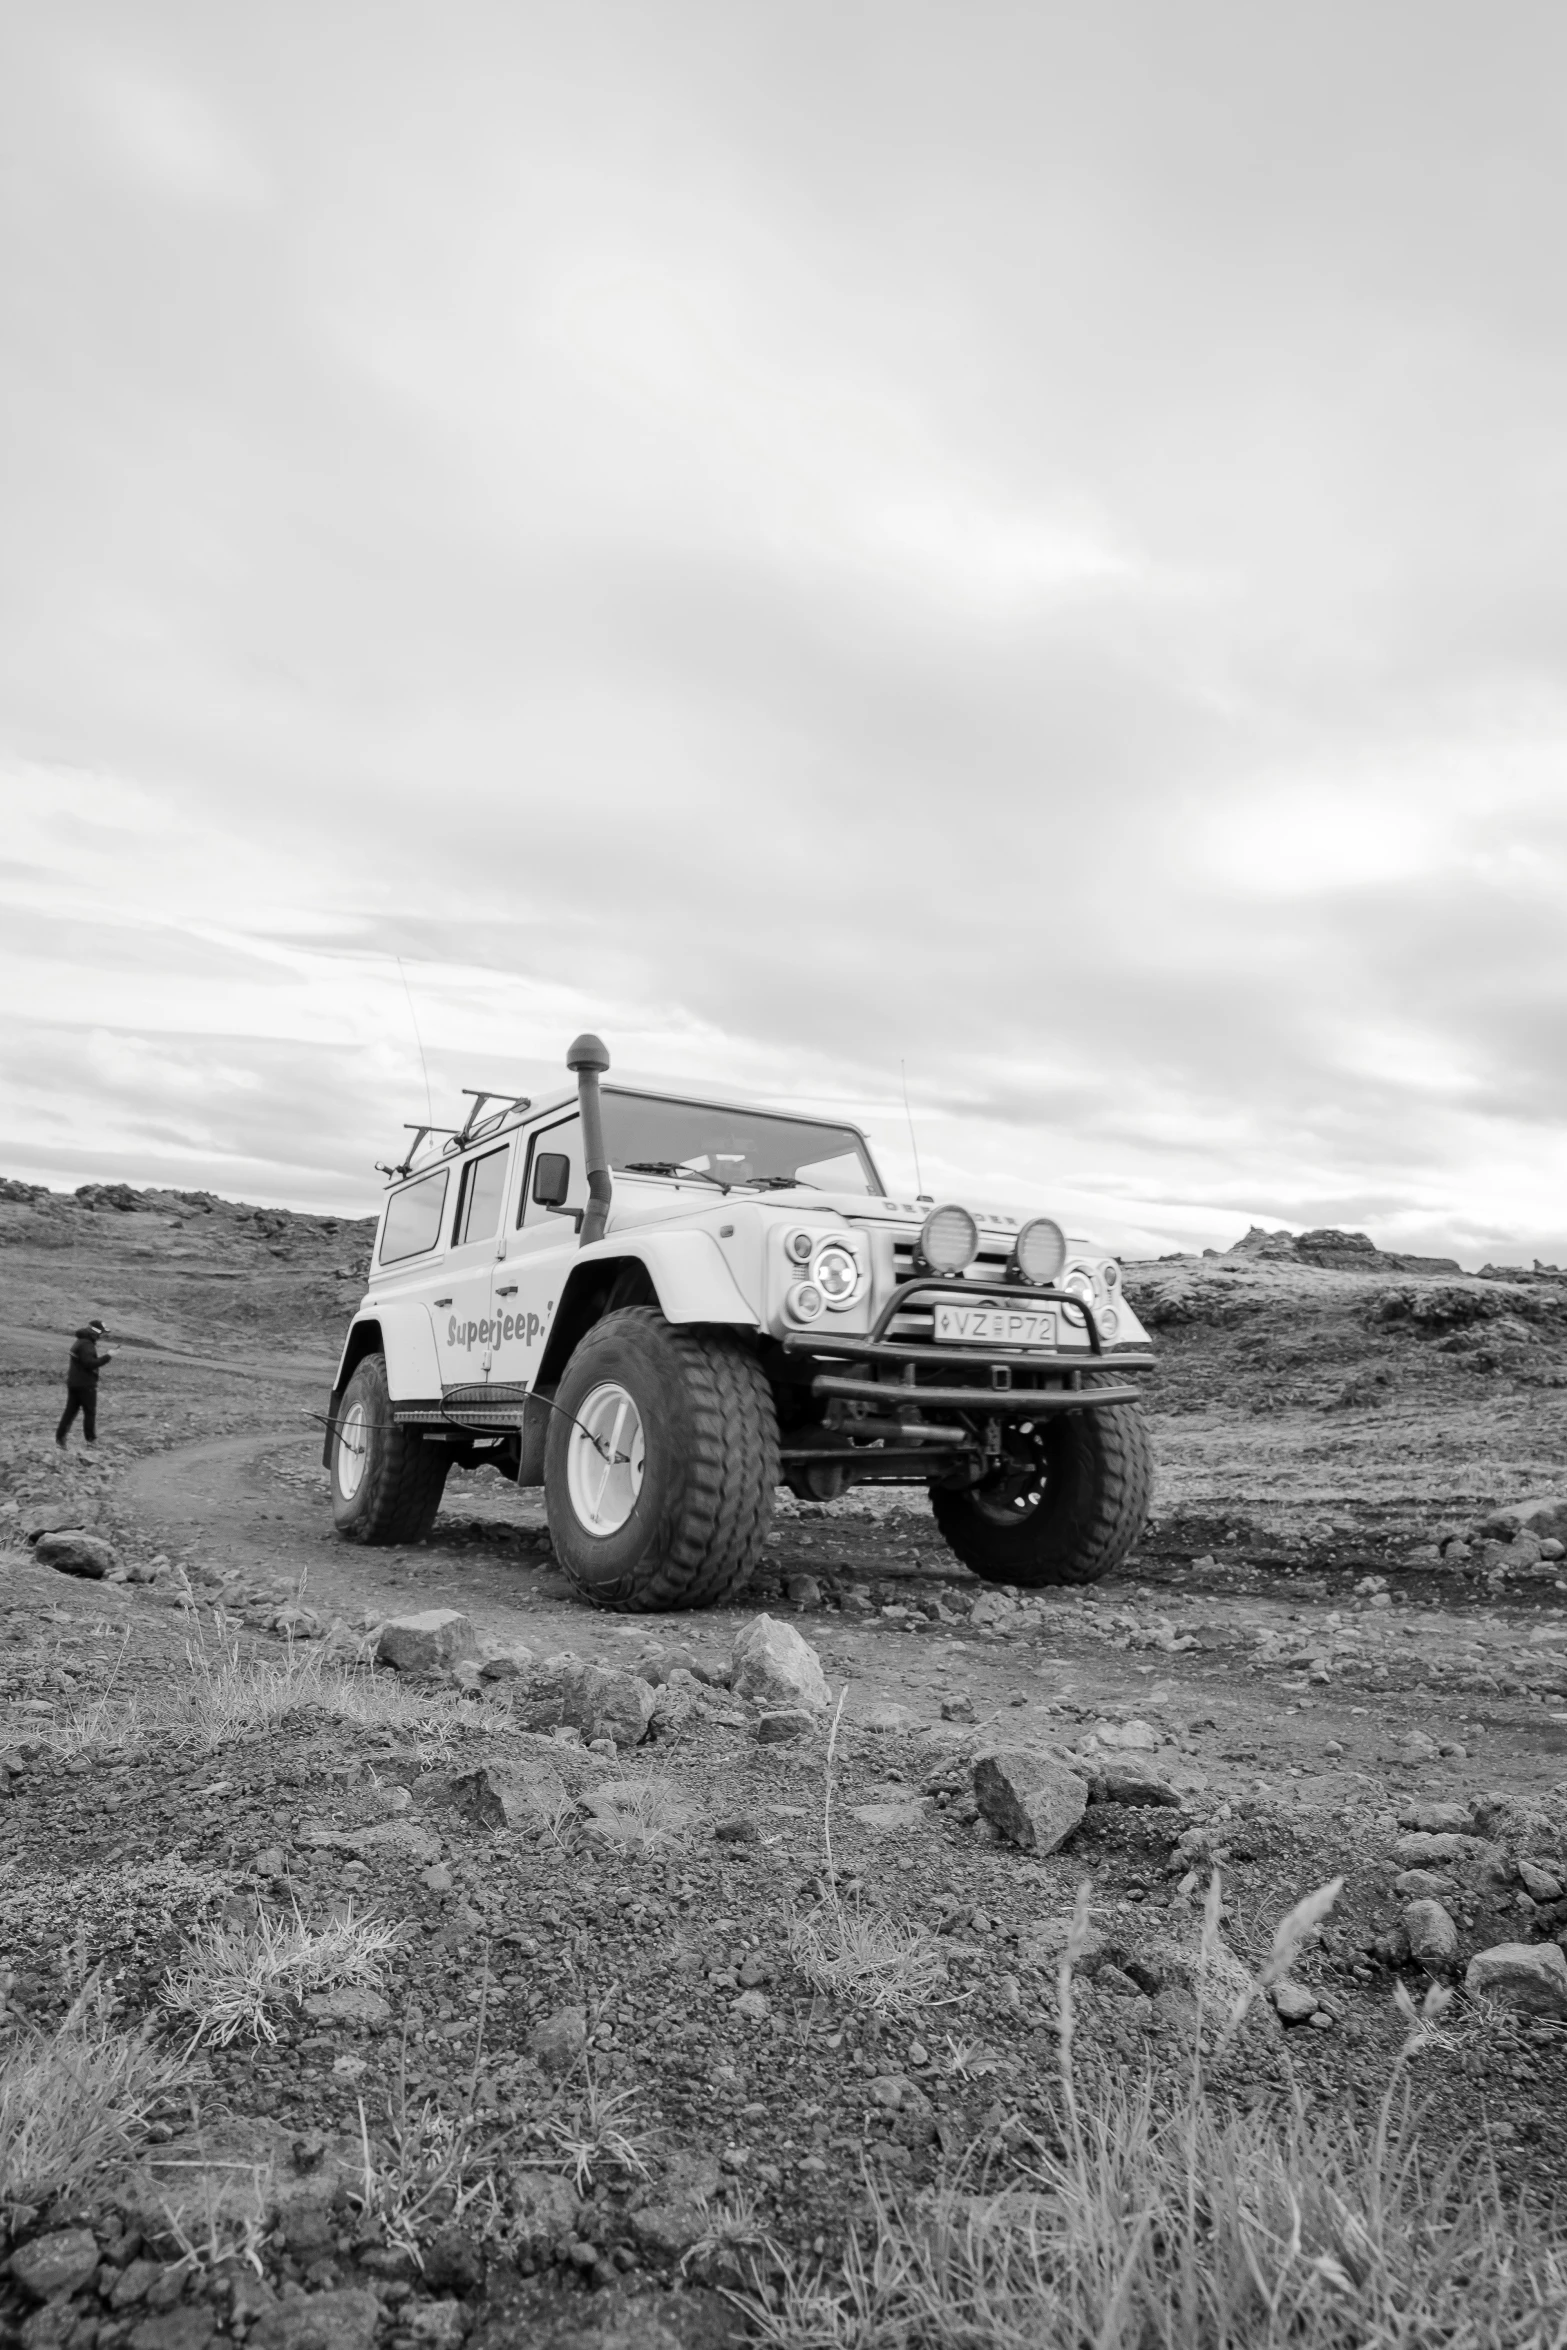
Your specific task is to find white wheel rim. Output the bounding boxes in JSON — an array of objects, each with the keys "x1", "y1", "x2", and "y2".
[
  {"x1": 566, "y1": 1381, "x2": 646, "y2": 1536},
  {"x1": 338, "y1": 1400, "x2": 369, "y2": 1500}
]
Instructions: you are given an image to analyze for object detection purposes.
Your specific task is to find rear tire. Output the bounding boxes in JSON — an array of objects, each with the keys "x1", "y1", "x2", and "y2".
[
  {"x1": 931, "y1": 1379, "x2": 1152, "y2": 1587},
  {"x1": 330, "y1": 1352, "x2": 449, "y2": 1545},
  {"x1": 544, "y1": 1307, "x2": 778, "y2": 1612}
]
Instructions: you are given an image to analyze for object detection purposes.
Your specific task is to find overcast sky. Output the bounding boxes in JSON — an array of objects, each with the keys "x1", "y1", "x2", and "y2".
[{"x1": 3, "y1": 2, "x2": 1565, "y2": 1263}]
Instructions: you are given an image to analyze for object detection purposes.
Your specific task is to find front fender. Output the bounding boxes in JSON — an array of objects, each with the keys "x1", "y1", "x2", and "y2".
[{"x1": 614, "y1": 1230, "x2": 758, "y2": 1325}]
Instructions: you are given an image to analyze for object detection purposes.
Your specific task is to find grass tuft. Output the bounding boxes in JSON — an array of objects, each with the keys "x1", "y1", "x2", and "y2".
[
  {"x1": 0, "y1": 1985, "x2": 193, "y2": 2220},
  {"x1": 546, "y1": 2073, "x2": 654, "y2": 2195},
  {"x1": 160, "y1": 1903, "x2": 400, "y2": 2046}
]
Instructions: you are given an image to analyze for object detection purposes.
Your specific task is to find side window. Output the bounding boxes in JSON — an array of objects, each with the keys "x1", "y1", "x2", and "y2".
[
  {"x1": 454, "y1": 1144, "x2": 509, "y2": 1247},
  {"x1": 379, "y1": 1167, "x2": 450, "y2": 1265},
  {"x1": 520, "y1": 1118, "x2": 585, "y2": 1227}
]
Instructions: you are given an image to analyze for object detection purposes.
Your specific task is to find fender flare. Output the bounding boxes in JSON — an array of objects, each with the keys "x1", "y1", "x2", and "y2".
[{"x1": 537, "y1": 1231, "x2": 759, "y2": 1389}]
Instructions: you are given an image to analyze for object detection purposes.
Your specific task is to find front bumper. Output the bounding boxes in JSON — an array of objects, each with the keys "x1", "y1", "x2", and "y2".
[{"x1": 779, "y1": 1277, "x2": 1152, "y2": 1416}]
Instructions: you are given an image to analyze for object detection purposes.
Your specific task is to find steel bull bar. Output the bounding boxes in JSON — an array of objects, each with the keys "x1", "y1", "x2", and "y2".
[{"x1": 781, "y1": 1279, "x2": 1152, "y2": 1415}]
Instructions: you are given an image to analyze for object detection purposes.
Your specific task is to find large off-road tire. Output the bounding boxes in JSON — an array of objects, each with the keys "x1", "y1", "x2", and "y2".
[
  {"x1": 543, "y1": 1307, "x2": 779, "y2": 1612},
  {"x1": 931, "y1": 1378, "x2": 1152, "y2": 1587},
  {"x1": 330, "y1": 1351, "x2": 449, "y2": 1545}
]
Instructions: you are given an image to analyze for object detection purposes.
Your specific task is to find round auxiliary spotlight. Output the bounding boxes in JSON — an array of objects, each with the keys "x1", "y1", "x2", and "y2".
[
  {"x1": 918, "y1": 1202, "x2": 980, "y2": 1275},
  {"x1": 1013, "y1": 1216, "x2": 1067, "y2": 1286},
  {"x1": 786, "y1": 1279, "x2": 825, "y2": 1323},
  {"x1": 785, "y1": 1228, "x2": 814, "y2": 1265}
]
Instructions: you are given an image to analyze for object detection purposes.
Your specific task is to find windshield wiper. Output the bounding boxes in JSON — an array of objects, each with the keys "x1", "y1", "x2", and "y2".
[
  {"x1": 746, "y1": 1174, "x2": 820, "y2": 1191},
  {"x1": 621, "y1": 1160, "x2": 730, "y2": 1191}
]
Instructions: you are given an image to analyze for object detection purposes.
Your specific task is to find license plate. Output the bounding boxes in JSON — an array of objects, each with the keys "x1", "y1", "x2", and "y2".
[{"x1": 933, "y1": 1301, "x2": 1058, "y2": 1349}]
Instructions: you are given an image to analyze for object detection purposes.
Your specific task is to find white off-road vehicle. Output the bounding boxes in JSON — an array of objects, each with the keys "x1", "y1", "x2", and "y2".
[{"x1": 324, "y1": 1036, "x2": 1154, "y2": 1610}]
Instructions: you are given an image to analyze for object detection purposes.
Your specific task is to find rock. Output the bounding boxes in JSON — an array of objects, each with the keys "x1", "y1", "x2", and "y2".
[
  {"x1": 1392, "y1": 1869, "x2": 1455, "y2": 1899},
  {"x1": 505, "y1": 2173, "x2": 581, "y2": 2264},
  {"x1": 1394, "y1": 1832, "x2": 1490, "y2": 1867},
  {"x1": 376, "y1": 1611, "x2": 479, "y2": 1675},
  {"x1": 1091, "y1": 1719, "x2": 1161, "y2": 1752},
  {"x1": 730, "y1": 1615, "x2": 830, "y2": 1712},
  {"x1": 300, "y1": 1985, "x2": 391, "y2": 2025},
  {"x1": 852, "y1": 1800, "x2": 931, "y2": 1832},
  {"x1": 1476, "y1": 1498, "x2": 1567, "y2": 1543},
  {"x1": 1519, "y1": 1859, "x2": 1564, "y2": 1901},
  {"x1": 858, "y1": 1701, "x2": 920, "y2": 1733},
  {"x1": 784, "y1": 1573, "x2": 823, "y2": 1609},
  {"x1": 32, "y1": 1531, "x2": 117, "y2": 1579},
  {"x1": 1091, "y1": 1764, "x2": 1182, "y2": 1807},
  {"x1": 403, "y1": 2302, "x2": 466, "y2": 2349},
  {"x1": 1465, "y1": 1941, "x2": 1567, "y2": 2015},
  {"x1": 733, "y1": 1989, "x2": 770, "y2": 2023},
  {"x1": 129, "y1": 2313, "x2": 213, "y2": 2350},
  {"x1": 1403, "y1": 1899, "x2": 1458, "y2": 1966},
  {"x1": 973, "y1": 1748, "x2": 1088, "y2": 1854},
  {"x1": 449, "y1": 1759, "x2": 568, "y2": 1833},
  {"x1": 9, "y1": 2231, "x2": 100, "y2": 2301},
  {"x1": 478, "y1": 1643, "x2": 535, "y2": 1680},
  {"x1": 530, "y1": 2006, "x2": 587, "y2": 2075},
  {"x1": 1272, "y1": 1981, "x2": 1319, "y2": 2023},
  {"x1": 941, "y1": 1692, "x2": 977, "y2": 1723},
  {"x1": 1386, "y1": 1731, "x2": 1440, "y2": 1764},
  {"x1": 754, "y1": 1709, "x2": 813, "y2": 1744},
  {"x1": 1399, "y1": 1801, "x2": 1471, "y2": 1833},
  {"x1": 422, "y1": 2230, "x2": 484, "y2": 2294},
  {"x1": 249, "y1": 2289, "x2": 381, "y2": 2350},
  {"x1": 514, "y1": 1661, "x2": 656, "y2": 1748}
]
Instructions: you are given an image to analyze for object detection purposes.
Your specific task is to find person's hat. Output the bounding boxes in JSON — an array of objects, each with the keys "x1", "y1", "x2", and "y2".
[{"x1": 88, "y1": 1319, "x2": 107, "y2": 1332}]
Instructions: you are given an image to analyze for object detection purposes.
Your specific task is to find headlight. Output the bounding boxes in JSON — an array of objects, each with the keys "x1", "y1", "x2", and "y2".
[
  {"x1": 1103, "y1": 1260, "x2": 1120, "y2": 1290},
  {"x1": 785, "y1": 1228, "x2": 814, "y2": 1265},
  {"x1": 1063, "y1": 1264, "x2": 1096, "y2": 1303},
  {"x1": 814, "y1": 1240, "x2": 861, "y2": 1306},
  {"x1": 1100, "y1": 1307, "x2": 1120, "y2": 1339},
  {"x1": 1013, "y1": 1216, "x2": 1067, "y2": 1286},
  {"x1": 918, "y1": 1203, "x2": 979, "y2": 1274},
  {"x1": 785, "y1": 1279, "x2": 825, "y2": 1323}
]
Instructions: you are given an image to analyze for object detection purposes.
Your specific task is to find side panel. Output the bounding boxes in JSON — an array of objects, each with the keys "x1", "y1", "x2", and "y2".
[{"x1": 380, "y1": 1298, "x2": 445, "y2": 1398}]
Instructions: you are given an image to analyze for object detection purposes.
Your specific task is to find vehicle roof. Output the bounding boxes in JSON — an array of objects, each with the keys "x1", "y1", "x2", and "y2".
[{"x1": 385, "y1": 1081, "x2": 875, "y2": 1188}]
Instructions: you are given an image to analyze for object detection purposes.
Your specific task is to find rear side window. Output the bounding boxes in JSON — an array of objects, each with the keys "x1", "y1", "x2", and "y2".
[
  {"x1": 455, "y1": 1145, "x2": 509, "y2": 1246},
  {"x1": 379, "y1": 1167, "x2": 450, "y2": 1265}
]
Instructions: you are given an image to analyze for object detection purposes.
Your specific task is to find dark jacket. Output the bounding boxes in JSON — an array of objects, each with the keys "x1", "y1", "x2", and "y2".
[{"x1": 67, "y1": 1329, "x2": 106, "y2": 1390}]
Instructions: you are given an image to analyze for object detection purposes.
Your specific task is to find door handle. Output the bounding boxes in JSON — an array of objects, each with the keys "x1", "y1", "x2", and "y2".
[
  {"x1": 435, "y1": 1297, "x2": 453, "y2": 1307},
  {"x1": 496, "y1": 1284, "x2": 518, "y2": 1296}
]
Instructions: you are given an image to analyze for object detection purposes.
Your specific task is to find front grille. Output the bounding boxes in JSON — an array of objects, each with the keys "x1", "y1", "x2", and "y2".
[{"x1": 886, "y1": 1243, "x2": 1018, "y2": 1338}]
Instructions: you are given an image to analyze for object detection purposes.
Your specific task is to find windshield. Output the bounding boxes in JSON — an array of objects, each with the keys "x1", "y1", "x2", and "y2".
[{"x1": 602, "y1": 1091, "x2": 880, "y2": 1195}]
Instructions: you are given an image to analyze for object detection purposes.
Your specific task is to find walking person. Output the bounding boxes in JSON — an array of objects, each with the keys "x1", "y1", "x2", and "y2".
[{"x1": 56, "y1": 1320, "x2": 112, "y2": 1448}]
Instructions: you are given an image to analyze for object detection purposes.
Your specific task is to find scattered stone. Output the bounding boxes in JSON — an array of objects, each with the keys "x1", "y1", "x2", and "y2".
[
  {"x1": 249, "y1": 2288, "x2": 381, "y2": 2350},
  {"x1": 754, "y1": 1709, "x2": 813, "y2": 1744},
  {"x1": 973, "y1": 1747, "x2": 1088, "y2": 1855},
  {"x1": 505, "y1": 2173, "x2": 581, "y2": 2263},
  {"x1": 376, "y1": 1611, "x2": 478, "y2": 1675},
  {"x1": 1519, "y1": 1859, "x2": 1564, "y2": 1901},
  {"x1": 784, "y1": 1573, "x2": 823, "y2": 1609},
  {"x1": 129, "y1": 2312, "x2": 213, "y2": 2350},
  {"x1": 478, "y1": 1643, "x2": 535, "y2": 1681},
  {"x1": 941, "y1": 1692, "x2": 977, "y2": 1723},
  {"x1": 1476, "y1": 1497, "x2": 1567, "y2": 1543},
  {"x1": 1394, "y1": 1831, "x2": 1491, "y2": 1867},
  {"x1": 1403, "y1": 1899, "x2": 1458, "y2": 1967},
  {"x1": 714, "y1": 1817, "x2": 760, "y2": 1843},
  {"x1": 1092, "y1": 1719, "x2": 1161, "y2": 1752},
  {"x1": 1465, "y1": 1942, "x2": 1567, "y2": 2017},
  {"x1": 733, "y1": 1989, "x2": 771, "y2": 2023},
  {"x1": 403, "y1": 2302, "x2": 466, "y2": 2349},
  {"x1": 449, "y1": 1758, "x2": 568, "y2": 1833},
  {"x1": 9, "y1": 2231, "x2": 100, "y2": 2301},
  {"x1": 730, "y1": 1615, "x2": 830, "y2": 1711},
  {"x1": 1392, "y1": 1869, "x2": 1455, "y2": 1899},
  {"x1": 32, "y1": 1531, "x2": 117, "y2": 1580},
  {"x1": 1386, "y1": 1731, "x2": 1440, "y2": 1764},
  {"x1": 530, "y1": 2006, "x2": 588, "y2": 2075},
  {"x1": 1272, "y1": 1981, "x2": 1319, "y2": 2023},
  {"x1": 858, "y1": 1701, "x2": 921, "y2": 1733},
  {"x1": 1399, "y1": 1802, "x2": 1471, "y2": 1833},
  {"x1": 1091, "y1": 1764, "x2": 1182, "y2": 1807},
  {"x1": 852, "y1": 1800, "x2": 931, "y2": 1832},
  {"x1": 514, "y1": 1660, "x2": 656, "y2": 1747},
  {"x1": 300, "y1": 1985, "x2": 391, "y2": 2025}
]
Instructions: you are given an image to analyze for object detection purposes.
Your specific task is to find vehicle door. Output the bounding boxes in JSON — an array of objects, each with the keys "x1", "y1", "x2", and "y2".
[
  {"x1": 429, "y1": 1139, "x2": 514, "y2": 1392},
  {"x1": 489, "y1": 1113, "x2": 587, "y2": 1390}
]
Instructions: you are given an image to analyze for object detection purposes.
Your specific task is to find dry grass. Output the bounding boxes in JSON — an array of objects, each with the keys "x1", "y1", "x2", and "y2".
[
  {"x1": 25, "y1": 1625, "x2": 464, "y2": 1759},
  {"x1": 746, "y1": 1876, "x2": 1567, "y2": 2350},
  {"x1": 789, "y1": 1696, "x2": 948, "y2": 2015},
  {"x1": 0, "y1": 1985, "x2": 193, "y2": 2219},
  {"x1": 160, "y1": 1903, "x2": 401, "y2": 2046},
  {"x1": 351, "y1": 2097, "x2": 507, "y2": 2267}
]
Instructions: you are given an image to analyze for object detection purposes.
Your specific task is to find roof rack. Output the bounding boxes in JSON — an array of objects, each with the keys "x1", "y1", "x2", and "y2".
[{"x1": 374, "y1": 1091, "x2": 533, "y2": 1181}]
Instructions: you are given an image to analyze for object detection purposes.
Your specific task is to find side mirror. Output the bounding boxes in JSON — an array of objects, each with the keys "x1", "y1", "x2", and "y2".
[{"x1": 532, "y1": 1153, "x2": 571, "y2": 1210}]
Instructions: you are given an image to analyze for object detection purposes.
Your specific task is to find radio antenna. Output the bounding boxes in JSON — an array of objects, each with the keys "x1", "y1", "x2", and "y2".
[
  {"x1": 900, "y1": 1059, "x2": 927, "y2": 1197},
  {"x1": 396, "y1": 955, "x2": 434, "y2": 1124}
]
